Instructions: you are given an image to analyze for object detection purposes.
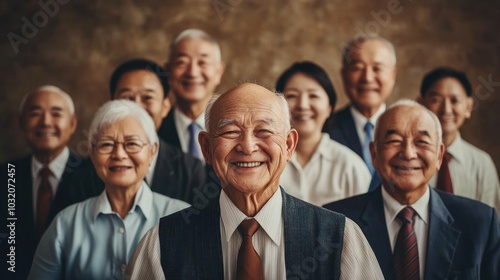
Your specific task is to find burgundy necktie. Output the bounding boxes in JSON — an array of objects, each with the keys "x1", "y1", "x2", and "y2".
[
  {"x1": 437, "y1": 152, "x2": 453, "y2": 193},
  {"x1": 36, "y1": 167, "x2": 53, "y2": 238},
  {"x1": 236, "y1": 219, "x2": 264, "y2": 280},
  {"x1": 393, "y1": 207, "x2": 419, "y2": 280}
]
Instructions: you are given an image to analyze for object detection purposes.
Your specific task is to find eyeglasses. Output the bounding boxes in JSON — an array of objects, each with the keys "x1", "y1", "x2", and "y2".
[{"x1": 93, "y1": 139, "x2": 149, "y2": 154}]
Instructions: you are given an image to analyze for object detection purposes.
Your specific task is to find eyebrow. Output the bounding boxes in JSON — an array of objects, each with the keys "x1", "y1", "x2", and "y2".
[
  {"x1": 217, "y1": 118, "x2": 276, "y2": 129},
  {"x1": 27, "y1": 105, "x2": 64, "y2": 112},
  {"x1": 384, "y1": 129, "x2": 432, "y2": 138}
]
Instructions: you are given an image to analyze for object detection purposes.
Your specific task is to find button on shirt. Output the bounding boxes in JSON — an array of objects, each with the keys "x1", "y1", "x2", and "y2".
[
  {"x1": 382, "y1": 185, "x2": 430, "y2": 280},
  {"x1": 28, "y1": 182, "x2": 189, "y2": 280},
  {"x1": 280, "y1": 134, "x2": 372, "y2": 206},
  {"x1": 174, "y1": 107, "x2": 205, "y2": 163}
]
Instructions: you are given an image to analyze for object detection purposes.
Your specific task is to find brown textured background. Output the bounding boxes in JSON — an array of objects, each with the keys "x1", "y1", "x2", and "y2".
[{"x1": 1, "y1": 0, "x2": 499, "y2": 175}]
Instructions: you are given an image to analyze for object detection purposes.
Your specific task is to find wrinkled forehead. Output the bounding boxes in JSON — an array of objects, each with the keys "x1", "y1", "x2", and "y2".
[
  {"x1": 378, "y1": 107, "x2": 438, "y2": 139},
  {"x1": 24, "y1": 90, "x2": 72, "y2": 112}
]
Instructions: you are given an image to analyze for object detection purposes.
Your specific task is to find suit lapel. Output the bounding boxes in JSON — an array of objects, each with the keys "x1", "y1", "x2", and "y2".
[
  {"x1": 18, "y1": 156, "x2": 35, "y2": 227},
  {"x1": 337, "y1": 107, "x2": 363, "y2": 157},
  {"x1": 151, "y1": 140, "x2": 175, "y2": 193},
  {"x1": 159, "y1": 110, "x2": 182, "y2": 149},
  {"x1": 424, "y1": 188, "x2": 460, "y2": 279},
  {"x1": 359, "y1": 188, "x2": 395, "y2": 279}
]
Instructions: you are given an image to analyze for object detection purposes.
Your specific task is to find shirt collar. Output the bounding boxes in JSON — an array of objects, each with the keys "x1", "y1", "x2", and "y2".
[
  {"x1": 446, "y1": 133, "x2": 464, "y2": 164},
  {"x1": 174, "y1": 106, "x2": 206, "y2": 131},
  {"x1": 31, "y1": 147, "x2": 70, "y2": 181},
  {"x1": 290, "y1": 134, "x2": 333, "y2": 165},
  {"x1": 382, "y1": 185, "x2": 430, "y2": 225},
  {"x1": 350, "y1": 104, "x2": 386, "y2": 138},
  {"x1": 220, "y1": 187, "x2": 283, "y2": 246},
  {"x1": 93, "y1": 181, "x2": 152, "y2": 221}
]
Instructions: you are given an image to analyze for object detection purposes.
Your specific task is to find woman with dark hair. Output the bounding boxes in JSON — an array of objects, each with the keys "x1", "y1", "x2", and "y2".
[{"x1": 277, "y1": 61, "x2": 371, "y2": 206}]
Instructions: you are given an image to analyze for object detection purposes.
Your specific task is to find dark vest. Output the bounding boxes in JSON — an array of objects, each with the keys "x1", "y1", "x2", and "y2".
[{"x1": 159, "y1": 189, "x2": 345, "y2": 279}]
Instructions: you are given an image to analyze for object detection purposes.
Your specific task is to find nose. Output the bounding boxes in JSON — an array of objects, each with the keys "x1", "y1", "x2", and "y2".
[
  {"x1": 297, "y1": 93, "x2": 309, "y2": 109},
  {"x1": 361, "y1": 67, "x2": 375, "y2": 82},
  {"x1": 186, "y1": 60, "x2": 201, "y2": 77},
  {"x1": 400, "y1": 140, "x2": 417, "y2": 160},
  {"x1": 441, "y1": 98, "x2": 452, "y2": 114},
  {"x1": 111, "y1": 142, "x2": 129, "y2": 159},
  {"x1": 236, "y1": 133, "x2": 259, "y2": 155},
  {"x1": 40, "y1": 111, "x2": 52, "y2": 126}
]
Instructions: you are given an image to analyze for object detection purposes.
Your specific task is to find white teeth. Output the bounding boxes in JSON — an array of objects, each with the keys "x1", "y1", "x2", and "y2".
[
  {"x1": 110, "y1": 166, "x2": 130, "y2": 171},
  {"x1": 235, "y1": 162, "x2": 262, "y2": 168}
]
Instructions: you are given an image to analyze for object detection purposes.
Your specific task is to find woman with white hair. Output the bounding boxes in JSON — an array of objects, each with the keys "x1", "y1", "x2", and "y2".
[{"x1": 28, "y1": 100, "x2": 189, "y2": 279}]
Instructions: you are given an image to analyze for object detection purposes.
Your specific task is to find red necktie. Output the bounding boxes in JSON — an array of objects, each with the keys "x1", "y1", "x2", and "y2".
[
  {"x1": 36, "y1": 167, "x2": 53, "y2": 238},
  {"x1": 393, "y1": 207, "x2": 419, "y2": 280},
  {"x1": 236, "y1": 219, "x2": 264, "y2": 280},
  {"x1": 437, "y1": 152, "x2": 453, "y2": 193}
]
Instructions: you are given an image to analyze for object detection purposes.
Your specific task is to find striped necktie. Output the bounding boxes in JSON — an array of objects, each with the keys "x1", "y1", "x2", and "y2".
[{"x1": 393, "y1": 206, "x2": 419, "y2": 280}]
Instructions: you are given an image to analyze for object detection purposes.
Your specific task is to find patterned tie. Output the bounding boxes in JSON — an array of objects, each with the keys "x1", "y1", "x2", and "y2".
[
  {"x1": 236, "y1": 219, "x2": 264, "y2": 280},
  {"x1": 393, "y1": 207, "x2": 420, "y2": 280},
  {"x1": 437, "y1": 152, "x2": 453, "y2": 193},
  {"x1": 36, "y1": 167, "x2": 53, "y2": 238},
  {"x1": 188, "y1": 122, "x2": 200, "y2": 159},
  {"x1": 363, "y1": 121, "x2": 375, "y2": 175}
]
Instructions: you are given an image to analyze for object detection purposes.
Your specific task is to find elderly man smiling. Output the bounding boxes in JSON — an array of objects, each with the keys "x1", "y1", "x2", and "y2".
[{"x1": 126, "y1": 83, "x2": 383, "y2": 279}]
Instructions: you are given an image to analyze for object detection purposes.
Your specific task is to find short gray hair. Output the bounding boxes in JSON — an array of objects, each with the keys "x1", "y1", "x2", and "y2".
[
  {"x1": 19, "y1": 85, "x2": 75, "y2": 114},
  {"x1": 168, "y1": 28, "x2": 222, "y2": 63},
  {"x1": 374, "y1": 99, "x2": 442, "y2": 145},
  {"x1": 341, "y1": 34, "x2": 396, "y2": 67},
  {"x1": 88, "y1": 100, "x2": 159, "y2": 148},
  {"x1": 204, "y1": 90, "x2": 291, "y2": 134}
]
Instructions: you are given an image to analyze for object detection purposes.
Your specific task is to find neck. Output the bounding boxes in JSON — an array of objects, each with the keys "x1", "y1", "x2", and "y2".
[
  {"x1": 33, "y1": 148, "x2": 64, "y2": 165},
  {"x1": 105, "y1": 182, "x2": 141, "y2": 219},
  {"x1": 353, "y1": 104, "x2": 381, "y2": 119},
  {"x1": 295, "y1": 132, "x2": 322, "y2": 167},
  {"x1": 177, "y1": 100, "x2": 208, "y2": 121},
  {"x1": 442, "y1": 131, "x2": 458, "y2": 148},
  {"x1": 224, "y1": 184, "x2": 279, "y2": 217},
  {"x1": 384, "y1": 184, "x2": 426, "y2": 205}
]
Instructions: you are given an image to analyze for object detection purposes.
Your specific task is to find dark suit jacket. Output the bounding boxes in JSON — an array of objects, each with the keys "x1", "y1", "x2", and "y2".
[
  {"x1": 65, "y1": 139, "x2": 206, "y2": 205},
  {"x1": 159, "y1": 188, "x2": 346, "y2": 279},
  {"x1": 0, "y1": 150, "x2": 82, "y2": 280},
  {"x1": 158, "y1": 109, "x2": 181, "y2": 149},
  {"x1": 324, "y1": 187, "x2": 500, "y2": 280}
]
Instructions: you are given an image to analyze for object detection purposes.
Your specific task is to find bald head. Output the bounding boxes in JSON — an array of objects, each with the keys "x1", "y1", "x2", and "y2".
[{"x1": 205, "y1": 83, "x2": 291, "y2": 134}]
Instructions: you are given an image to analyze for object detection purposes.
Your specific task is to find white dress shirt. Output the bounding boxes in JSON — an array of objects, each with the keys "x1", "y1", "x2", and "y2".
[
  {"x1": 428, "y1": 134, "x2": 500, "y2": 214},
  {"x1": 173, "y1": 107, "x2": 205, "y2": 162},
  {"x1": 31, "y1": 146, "x2": 70, "y2": 220},
  {"x1": 126, "y1": 188, "x2": 384, "y2": 280},
  {"x1": 280, "y1": 134, "x2": 371, "y2": 206},
  {"x1": 382, "y1": 186, "x2": 430, "y2": 280},
  {"x1": 350, "y1": 104, "x2": 386, "y2": 145}
]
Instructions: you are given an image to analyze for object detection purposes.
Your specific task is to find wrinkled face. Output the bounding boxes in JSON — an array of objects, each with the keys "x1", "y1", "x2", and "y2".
[
  {"x1": 283, "y1": 73, "x2": 332, "y2": 138},
  {"x1": 342, "y1": 40, "x2": 396, "y2": 113},
  {"x1": 113, "y1": 70, "x2": 170, "y2": 130},
  {"x1": 168, "y1": 38, "x2": 224, "y2": 105},
  {"x1": 91, "y1": 117, "x2": 157, "y2": 190},
  {"x1": 199, "y1": 85, "x2": 297, "y2": 197},
  {"x1": 20, "y1": 90, "x2": 77, "y2": 155},
  {"x1": 421, "y1": 77, "x2": 473, "y2": 137},
  {"x1": 371, "y1": 106, "x2": 444, "y2": 200}
]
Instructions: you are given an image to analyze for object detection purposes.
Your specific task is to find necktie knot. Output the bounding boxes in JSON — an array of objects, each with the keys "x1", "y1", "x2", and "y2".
[
  {"x1": 443, "y1": 152, "x2": 452, "y2": 163},
  {"x1": 188, "y1": 122, "x2": 200, "y2": 134},
  {"x1": 238, "y1": 219, "x2": 260, "y2": 237},
  {"x1": 364, "y1": 121, "x2": 374, "y2": 134},
  {"x1": 188, "y1": 122, "x2": 201, "y2": 159},
  {"x1": 40, "y1": 167, "x2": 52, "y2": 181},
  {"x1": 397, "y1": 207, "x2": 415, "y2": 224}
]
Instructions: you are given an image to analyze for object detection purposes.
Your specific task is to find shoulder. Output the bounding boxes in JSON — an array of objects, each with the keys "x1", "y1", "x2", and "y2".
[
  {"x1": 1, "y1": 155, "x2": 31, "y2": 169},
  {"x1": 332, "y1": 106, "x2": 352, "y2": 121},
  {"x1": 52, "y1": 196, "x2": 97, "y2": 227},
  {"x1": 323, "y1": 138, "x2": 364, "y2": 162},
  {"x1": 435, "y1": 190, "x2": 496, "y2": 219},
  {"x1": 151, "y1": 192, "x2": 191, "y2": 214},
  {"x1": 284, "y1": 192, "x2": 346, "y2": 224},
  {"x1": 323, "y1": 191, "x2": 374, "y2": 214},
  {"x1": 459, "y1": 139, "x2": 496, "y2": 164}
]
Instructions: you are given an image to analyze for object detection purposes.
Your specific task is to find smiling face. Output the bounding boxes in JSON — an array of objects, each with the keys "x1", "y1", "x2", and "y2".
[
  {"x1": 371, "y1": 106, "x2": 444, "y2": 204},
  {"x1": 421, "y1": 77, "x2": 473, "y2": 142},
  {"x1": 283, "y1": 73, "x2": 332, "y2": 139},
  {"x1": 168, "y1": 37, "x2": 224, "y2": 107},
  {"x1": 20, "y1": 90, "x2": 77, "y2": 161},
  {"x1": 91, "y1": 116, "x2": 157, "y2": 191},
  {"x1": 199, "y1": 84, "x2": 298, "y2": 204},
  {"x1": 113, "y1": 70, "x2": 170, "y2": 130},
  {"x1": 342, "y1": 39, "x2": 396, "y2": 117}
]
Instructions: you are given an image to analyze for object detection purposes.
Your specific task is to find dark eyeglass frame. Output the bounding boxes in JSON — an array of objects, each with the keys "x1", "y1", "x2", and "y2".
[{"x1": 92, "y1": 139, "x2": 150, "y2": 154}]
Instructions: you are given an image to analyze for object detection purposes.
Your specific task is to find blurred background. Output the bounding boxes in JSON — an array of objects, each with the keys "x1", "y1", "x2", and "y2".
[{"x1": 1, "y1": 0, "x2": 499, "y2": 174}]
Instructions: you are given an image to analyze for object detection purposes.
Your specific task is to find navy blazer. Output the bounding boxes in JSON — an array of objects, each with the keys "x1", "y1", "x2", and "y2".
[
  {"x1": 323, "y1": 105, "x2": 363, "y2": 158},
  {"x1": 158, "y1": 109, "x2": 181, "y2": 149},
  {"x1": 0, "y1": 150, "x2": 82, "y2": 280},
  {"x1": 324, "y1": 187, "x2": 500, "y2": 280},
  {"x1": 65, "y1": 139, "x2": 206, "y2": 205},
  {"x1": 159, "y1": 188, "x2": 345, "y2": 279}
]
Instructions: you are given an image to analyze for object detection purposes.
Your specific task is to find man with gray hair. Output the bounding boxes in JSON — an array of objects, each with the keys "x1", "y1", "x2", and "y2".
[
  {"x1": 0, "y1": 85, "x2": 81, "y2": 280},
  {"x1": 126, "y1": 83, "x2": 383, "y2": 279},
  {"x1": 158, "y1": 28, "x2": 225, "y2": 162},
  {"x1": 325, "y1": 99, "x2": 500, "y2": 280},
  {"x1": 323, "y1": 34, "x2": 397, "y2": 191}
]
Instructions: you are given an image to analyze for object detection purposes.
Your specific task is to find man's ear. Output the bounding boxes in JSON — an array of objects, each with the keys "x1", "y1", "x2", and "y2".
[
  {"x1": 161, "y1": 97, "x2": 172, "y2": 119},
  {"x1": 285, "y1": 129, "x2": 299, "y2": 161},
  {"x1": 370, "y1": 141, "x2": 377, "y2": 170},
  {"x1": 435, "y1": 142, "x2": 445, "y2": 171},
  {"x1": 464, "y1": 97, "x2": 474, "y2": 119},
  {"x1": 198, "y1": 131, "x2": 212, "y2": 164}
]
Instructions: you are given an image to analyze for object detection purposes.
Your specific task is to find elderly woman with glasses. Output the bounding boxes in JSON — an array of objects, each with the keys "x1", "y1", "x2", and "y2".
[{"x1": 28, "y1": 100, "x2": 189, "y2": 280}]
